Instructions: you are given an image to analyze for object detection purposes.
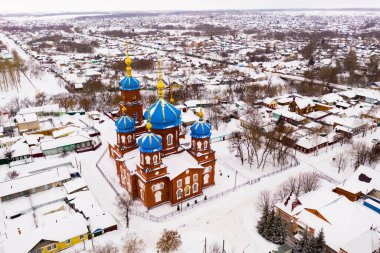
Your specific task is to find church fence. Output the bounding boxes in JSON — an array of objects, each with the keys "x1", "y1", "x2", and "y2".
[{"x1": 96, "y1": 147, "x2": 301, "y2": 222}]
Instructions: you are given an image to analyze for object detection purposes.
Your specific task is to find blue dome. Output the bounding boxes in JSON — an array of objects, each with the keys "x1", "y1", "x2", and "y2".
[
  {"x1": 144, "y1": 99, "x2": 181, "y2": 129},
  {"x1": 138, "y1": 132, "x2": 163, "y2": 153},
  {"x1": 115, "y1": 115, "x2": 136, "y2": 133},
  {"x1": 190, "y1": 120, "x2": 212, "y2": 138},
  {"x1": 120, "y1": 76, "x2": 140, "y2": 91}
]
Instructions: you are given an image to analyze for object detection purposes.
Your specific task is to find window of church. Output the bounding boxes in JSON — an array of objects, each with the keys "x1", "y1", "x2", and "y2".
[
  {"x1": 193, "y1": 183, "x2": 199, "y2": 193},
  {"x1": 127, "y1": 135, "x2": 132, "y2": 143},
  {"x1": 140, "y1": 154, "x2": 144, "y2": 164},
  {"x1": 177, "y1": 180, "x2": 182, "y2": 188},
  {"x1": 159, "y1": 182, "x2": 164, "y2": 189},
  {"x1": 133, "y1": 112, "x2": 138, "y2": 121},
  {"x1": 204, "y1": 174, "x2": 210, "y2": 184},
  {"x1": 204, "y1": 141, "x2": 208, "y2": 150},
  {"x1": 185, "y1": 176, "x2": 190, "y2": 185},
  {"x1": 155, "y1": 191, "x2": 162, "y2": 203},
  {"x1": 193, "y1": 174, "x2": 198, "y2": 182},
  {"x1": 152, "y1": 185, "x2": 156, "y2": 191},
  {"x1": 177, "y1": 189, "x2": 183, "y2": 199},
  {"x1": 140, "y1": 189, "x2": 144, "y2": 200},
  {"x1": 167, "y1": 134, "x2": 173, "y2": 146},
  {"x1": 145, "y1": 155, "x2": 151, "y2": 165},
  {"x1": 153, "y1": 155, "x2": 158, "y2": 165},
  {"x1": 184, "y1": 185, "x2": 191, "y2": 196}
]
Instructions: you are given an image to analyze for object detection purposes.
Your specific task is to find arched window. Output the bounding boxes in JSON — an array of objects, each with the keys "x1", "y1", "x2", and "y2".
[
  {"x1": 197, "y1": 141, "x2": 202, "y2": 150},
  {"x1": 133, "y1": 112, "x2": 138, "y2": 121},
  {"x1": 204, "y1": 141, "x2": 208, "y2": 150},
  {"x1": 155, "y1": 191, "x2": 162, "y2": 203},
  {"x1": 140, "y1": 189, "x2": 144, "y2": 200},
  {"x1": 127, "y1": 135, "x2": 132, "y2": 143},
  {"x1": 192, "y1": 140, "x2": 195, "y2": 149},
  {"x1": 193, "y1": 183, "x2": 199, "y2": 193},
  {"x1": 140, "y1": 154, "x2": 144, "y2": 164},
  {"x1": 121, "y1": 135, "x2": 126, "y2": 144},
  {"x1": 184, "y1": 185, "x2": 191, "y2": 196},
  {"x1": 159, "y1": 182, "x2": 164, "y2": 189},
  {"x1": 145, "y1": 155, "x2": 151, "y2": 165},
  {"x1": 153, "y1": 155, "x2": 158, "y2": 165},
  {"x1": 167, "y1": 134, "x2": 173, "y2": 146},
  {"x1": 204, "y1": 174, "x2": 209, "y2": 185},
  {"x1": 177, "y1": 189, "x2": 183, "y2": 200}
]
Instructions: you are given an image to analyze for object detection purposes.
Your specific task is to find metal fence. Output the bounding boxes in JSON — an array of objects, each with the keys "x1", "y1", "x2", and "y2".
[{"x1": 95, "y1": 147, "x2": 301, "y2": 222}]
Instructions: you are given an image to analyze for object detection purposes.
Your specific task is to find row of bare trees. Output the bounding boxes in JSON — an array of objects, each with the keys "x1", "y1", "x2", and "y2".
[
  {"x1": 0, "y1": 50, "x2": 23, "y2": 92},
  {"x1": 257, "y1": 171, "x2": 321, "y2": 212},
  {"x1": 229, "y1": 112, "x2": 296, "y2": 170},
  {"x1": 334, "y1": 141, "x2": 379, "y2": 173}
]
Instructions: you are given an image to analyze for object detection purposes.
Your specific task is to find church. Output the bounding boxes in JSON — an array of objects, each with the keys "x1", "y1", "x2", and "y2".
[{"x1": 109, "y1": 48, "x2": 216, "y2": 209}]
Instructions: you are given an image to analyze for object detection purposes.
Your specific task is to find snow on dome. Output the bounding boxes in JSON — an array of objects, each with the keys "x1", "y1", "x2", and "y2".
[
  {"x1": 138, "y1": 132, "x2": 163, "y2": 153},
  {"x1": 119, "y1": 76, "x2": 140, "y2": 91},
  {"x1": 190, "y1": 120, "x2": 212, "y2": 139},
  {"x1": 144, "y1": 99, "x2": 181, "y2": 129},
  {"x1": 115, "y1": 115, "x2": 136, "y2": 133}
]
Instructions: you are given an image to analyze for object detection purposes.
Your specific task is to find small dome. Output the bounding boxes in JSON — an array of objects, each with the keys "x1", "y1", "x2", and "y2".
[
  {"x1": 144, "y1": 99, "x2": 181, "y2": 129},
  {"x1": 115, "y1": 115, "x2": 136, "y2": 133},
  {"x1": 120, "y1": 76, "x2": 140, "y2": 91},
  {"x1": 138, "y1": 132, "x2": 163, "y2": 153},
  {"x1": 190, "y1": 120, "x2": 212, "y2": 138}
]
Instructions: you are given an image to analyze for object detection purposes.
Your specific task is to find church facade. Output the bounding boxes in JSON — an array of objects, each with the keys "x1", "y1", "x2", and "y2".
[{"x1": 109, "y1": 49, "x2": 216, "y2": 209}]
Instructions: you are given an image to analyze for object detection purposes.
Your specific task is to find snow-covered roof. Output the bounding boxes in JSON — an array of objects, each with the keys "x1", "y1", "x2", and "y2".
[
  {"x1": 52, "y1": 126, "x2": 79, "y2": 139},
  {"x1": 273, "y1": 109, "x2": 306, "y2": 122},
  {"x1": 0, "y1": 167, "x2": 71, "y2": 198},
  {"x1": 336, "y1": 165, "x2": 380, "y2": 195},
  {"x1": 40, "y1": 134, "x2": 91, "y2": 151},
  {"x1": 296, "y1": 196, "x2": 380, "y2": 252},
  {"x1": 88, "y1": 213, "x2": 117, "y2": 233},
  {"x1": 3, "y1": 213, "x2": 88, "y2": 253},
  {"x1": 63, "y1": 177, "x2": 88, "y2": 194},
  {"x1": 19, "y1": 104, "x2": 61, "y2": 115},
  {"x1": 321, "y1": 93, "x2": 344, "y2": 104},
  {"x1": 162, "y1": 151, "x2": 203, "y2": 180},
  {"x1": 14, "y1": 113, "x2": 38, "y2": 123}
]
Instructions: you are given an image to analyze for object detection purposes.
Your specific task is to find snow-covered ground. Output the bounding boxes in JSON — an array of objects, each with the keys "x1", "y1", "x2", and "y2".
[{"x1": 0, "y1": 112, "x2": 378, "y2": 253}]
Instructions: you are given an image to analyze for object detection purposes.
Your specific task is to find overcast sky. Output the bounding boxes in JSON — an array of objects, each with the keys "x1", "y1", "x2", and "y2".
[{"x1": 2, "y1": 0, "x2": 380, "y2": 13}]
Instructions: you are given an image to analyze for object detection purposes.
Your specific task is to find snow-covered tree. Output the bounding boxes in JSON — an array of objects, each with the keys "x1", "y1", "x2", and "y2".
[
  {"x1": 156, "y1": 229, "x2": 182, "y2": 253},
  {"x1": 293, "y1": 231, "x2": 309, "y2": 253},
  {"x1": 315, "y1": 229, "x2": 326, "y2": 253},
  {"x1": 92, "y1": 241, "x2": 118, "y2": 253},
  {"x1": 257, "y1": 204, "x2": 270, "y2": 236},
  {"x1": 123, "y1": 233, "x2": 145, "y2": 253}
]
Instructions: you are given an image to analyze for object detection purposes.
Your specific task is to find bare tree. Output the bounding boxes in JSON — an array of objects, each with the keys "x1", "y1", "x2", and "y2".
[
  {"x1": 7, "y1": 170, "x2": 19, "y2": 179},
  {"x1": 229, "y1": 131, "x2": 245, "y2": 165},
  {"x1": 351, "y1": 142, "x2": 371, "y2": 170},
  {"x1": 123, "y1": 233, "x2": 144, "y2": 253},
  {"x1": 256, "y1": 190, "x2": 276, "y2": 212},
  {"x1": 300, "y1": 172, "x2": 320, "y2": 193},
  {"x1": 92, "y1": 241, "x2": 118, "y2": 253},
  {"x1": 209, "y1": 242, "x2": 222, "y2": 253},
  {"x1": 156, "y1": 229, "x2": 182, "y2": 253},
  {"x1": 116, "y1": 193, "x2": 133, "y2": 228},
  {"x1": 334, "y1": 152, "x2": 348, "y2": 173}
]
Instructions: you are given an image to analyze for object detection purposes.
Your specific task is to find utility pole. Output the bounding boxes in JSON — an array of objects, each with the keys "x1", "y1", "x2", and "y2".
[
  {"x1": 204, "y1": 237, "x2": 207, "y2": 253},
  {"x1": 234, "y1": 171, "x2": 238, "y2": 188}
]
